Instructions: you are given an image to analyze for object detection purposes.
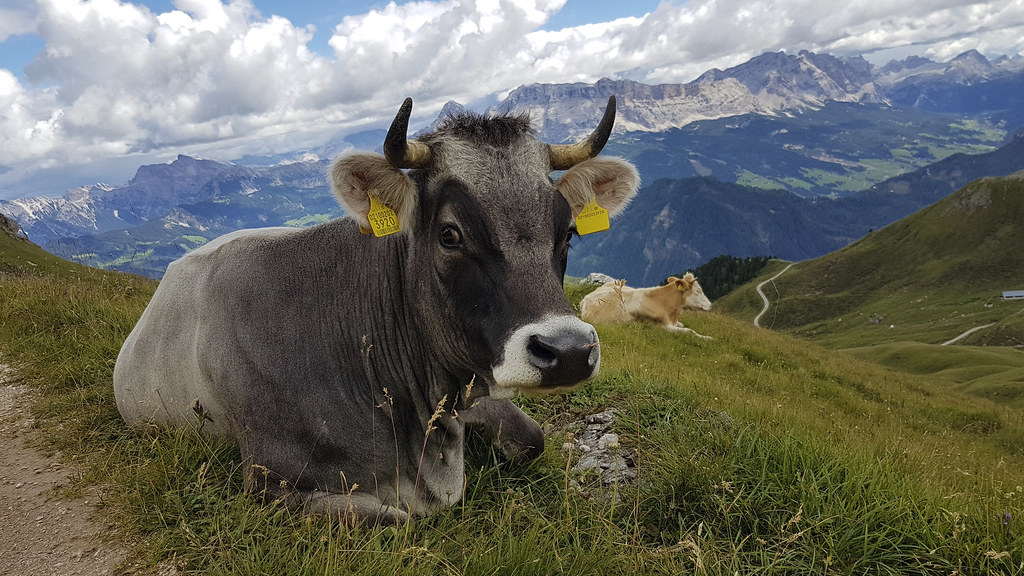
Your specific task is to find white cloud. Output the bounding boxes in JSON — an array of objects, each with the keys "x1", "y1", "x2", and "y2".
[
  {"x1": 1, "y1": 0, "x2": 1024, "y2": 199},
  {"x1": 0, "y1": 1, "x2": 37, "y2": 42}
]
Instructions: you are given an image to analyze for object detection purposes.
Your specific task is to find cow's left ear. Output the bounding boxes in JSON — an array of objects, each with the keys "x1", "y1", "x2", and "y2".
[
  {"x1": 555, "y1": 156, "x2": 640, "y2": 218},
  {"x1": 330, "y1": 152, "x2": 418, "y2": 233}
]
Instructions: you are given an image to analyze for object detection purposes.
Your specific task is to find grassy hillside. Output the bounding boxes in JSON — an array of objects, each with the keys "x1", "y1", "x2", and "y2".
[
  {"x1": 2, "y1": 227, "x2": 1024, "y2": 574},
  {"x1": 845, "y1": 342, "x2": 1024, "y2": 408},
  {"x1": 717, "y1": 172, "x2": 1024, "y2": 349},
  {"x1": 1, "y1": 216, "x2": 117, "y2": 281}
]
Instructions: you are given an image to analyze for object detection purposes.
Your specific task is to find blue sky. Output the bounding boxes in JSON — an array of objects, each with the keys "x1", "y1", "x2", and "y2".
[{"x1": 1, "y1": 0, "x2": 1023, "y2": 200}]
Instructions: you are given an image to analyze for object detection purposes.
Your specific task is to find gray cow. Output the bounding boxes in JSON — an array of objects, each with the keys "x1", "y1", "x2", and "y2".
[{"x1": 113, "y1": 97, "x2": 640, "y2": 523}]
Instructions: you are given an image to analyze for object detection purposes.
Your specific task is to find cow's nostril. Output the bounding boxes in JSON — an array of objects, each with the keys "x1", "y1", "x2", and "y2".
[
  {"x1": 527, "y1": 334, "x2": 559, "y2": 369},
  {"x1": 524, "y1": 328, "x2": 599, "y2": 388}
]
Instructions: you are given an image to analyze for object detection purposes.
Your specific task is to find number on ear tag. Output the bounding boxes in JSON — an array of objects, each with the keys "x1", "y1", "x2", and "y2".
[
  {"x1": 366, "y1": 194, "x2": 401, "y2": 237},
  {"x1": 575, "y1": 199, "x2": 610, "y2": 235}
]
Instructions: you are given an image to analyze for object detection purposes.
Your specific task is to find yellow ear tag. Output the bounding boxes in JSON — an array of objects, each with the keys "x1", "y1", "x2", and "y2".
[
  {"x1": 366, "y1": 194, "x2": 401, "y2": 237},
  {"x1": 575, "y1": 199, "x2": 610, "y2": 235}
]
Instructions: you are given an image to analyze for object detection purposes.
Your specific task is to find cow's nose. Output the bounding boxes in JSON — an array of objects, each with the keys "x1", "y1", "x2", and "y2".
[
  {"x1": 491, "y1": 316, "x2": 602, "y2": 393},
  {"x1": 526, "y1": 329, "x2": 599, "y2": 388}
]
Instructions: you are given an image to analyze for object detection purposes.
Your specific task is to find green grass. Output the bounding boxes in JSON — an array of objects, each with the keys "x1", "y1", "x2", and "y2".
[
  {"x1": 797, "y1": 167, "x2": 864, "y2": 190},
  {"x1": 3, "y1": 235, "x2": 1024, "y2": 574},
  {"x1": 735, "y1": 170, "x2": 787, "y2": 190},
  {"x1": 776, "y1": 289, "x2": 1019, "y2": 348},
  {"x1": 949, "y1": 120, "x2": 1006, "y2": 143},
  {"x1": 108, "y1": 248, "x2": 155, "y2": 267},
  {"x1": 859, "y1": 158, "x2": 913, "y2": 182},
  {"x1": 778, "y1": 177, "x2": 813, "y2": 190},
  {"x1": 846, "y1": 342, "x2": 1024, "y2": 409}
]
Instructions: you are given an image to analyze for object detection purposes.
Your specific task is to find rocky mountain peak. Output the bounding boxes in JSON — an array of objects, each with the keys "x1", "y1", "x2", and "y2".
[
  {"x1": 877, "y1": 55, "x2": 933, "y2": 76},
  {"x1": 416, "y1": 100, "x2": 471, "y2": 136},
  {"x1": 64, "y1": 183, "x2": 117, "y2": 204},
  {"x1": 695, "y1": 50, "x2": 876, "y2": 103},
  {"x1": 439, "y1": 100, "x2": 469, "y2": 118},
  {"x1": 944, "y1": 49, "x2": 994, "y2": 83},
  {"x1": 949, "y1": 49, "x2": 992, "y2": 69},
  {"x1": 131, "y1": 155, "x2": 238, "y2": 183}
]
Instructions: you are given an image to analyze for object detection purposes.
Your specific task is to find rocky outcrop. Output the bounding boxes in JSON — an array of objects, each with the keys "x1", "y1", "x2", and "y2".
[
  {"x1": 1, "y1": 213, "x2": 29, "y2": 242},
  {"x1": 561, "y1": 409, "x2": 637, "y2": 493}
]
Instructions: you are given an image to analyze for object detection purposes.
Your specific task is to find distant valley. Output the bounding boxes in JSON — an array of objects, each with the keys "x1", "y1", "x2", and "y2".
[{"x1": 572, "y1": 129, "x2": 1024, "y2": 284}]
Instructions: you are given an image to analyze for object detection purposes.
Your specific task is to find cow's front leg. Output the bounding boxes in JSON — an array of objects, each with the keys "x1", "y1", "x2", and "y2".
[
  {"x1": 275, "y1": 488, "x2": 410, "y2": 525},
  {"x1": 667, "y1": 322, "x2": 713, "y2": 340},
  {"x1": 460, "y1": 396, "x2": 545, "y2": 461}
]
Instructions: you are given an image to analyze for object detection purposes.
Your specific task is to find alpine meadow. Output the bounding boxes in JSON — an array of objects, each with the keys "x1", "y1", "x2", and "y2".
[{"x1": 2, "y1": 171, "x2": 1023, "y2": 573}]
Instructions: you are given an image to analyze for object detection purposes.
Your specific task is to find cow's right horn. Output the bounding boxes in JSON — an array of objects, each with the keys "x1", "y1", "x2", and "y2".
[
  {"x1": 548, "y1": 96, "x2": 616, "y2": 171},
  {"x1": 383, "y1": 98, "x2": 432, "y2": 169}
]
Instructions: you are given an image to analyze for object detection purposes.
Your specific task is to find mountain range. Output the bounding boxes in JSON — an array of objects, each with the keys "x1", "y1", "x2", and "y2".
[
  {"x1": 2, "y1": 48, "x2": 1023, "y2": 281},
  {"x1": 498, "y1": 49, "x2": 1024, "y2": 143},
  {"x1": 1, "y1": 155, "x2": 333, "y2": 247}
]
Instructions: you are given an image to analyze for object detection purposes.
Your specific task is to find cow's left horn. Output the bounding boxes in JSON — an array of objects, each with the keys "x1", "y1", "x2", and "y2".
[
  {"x1": 548, "y1": 96, "x2": 616, "y2": 171},
  {"x1": 383, "y1": 97, "x2": 432, "y2": 169}
]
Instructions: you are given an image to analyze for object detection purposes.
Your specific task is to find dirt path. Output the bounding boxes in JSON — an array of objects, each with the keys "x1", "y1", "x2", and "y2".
[
  {"x1": 0, "y1": 365, "x2": 128, "y2": 576},
  {"x1": 753, "y1": 263, "x2": 795, "y2": 328},
  {"x1": 941, "y1": 323, "x2": 996, "y2": 346}
]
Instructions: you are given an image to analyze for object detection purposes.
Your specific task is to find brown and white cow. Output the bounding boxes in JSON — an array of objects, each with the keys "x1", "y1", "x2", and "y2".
[
  {"x1": 579, "y1": 273, "x2": 712, "y2": 338},
  {"x1": 112, "y1": 97, "x2": 639, "y2": 523}
]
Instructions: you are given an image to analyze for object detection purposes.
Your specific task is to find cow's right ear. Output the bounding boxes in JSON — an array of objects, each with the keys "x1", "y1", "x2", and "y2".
[
  {"x1": 555, "y1": 156, "x2": 640, "y2": 218},
  {"x1": 330, "y1": 152, "x2": 418, "y2": 233}
]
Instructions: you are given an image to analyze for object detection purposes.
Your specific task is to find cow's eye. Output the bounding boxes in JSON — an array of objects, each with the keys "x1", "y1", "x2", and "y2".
[
  {"x1": 565, "y1": 227, "x2": 578, "y2": 246},
  {"x1": 439, "y1": 225, "x2": 463, "y2": 249}
]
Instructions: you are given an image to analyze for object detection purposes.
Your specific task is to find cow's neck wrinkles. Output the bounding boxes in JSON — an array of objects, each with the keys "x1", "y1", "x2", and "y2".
[
  {"x1": 319, "y1": 226, "x2": 466, "y2": 513},
  {"x1": 332, "y1": 228, "x2": 464, "y2": 435}
]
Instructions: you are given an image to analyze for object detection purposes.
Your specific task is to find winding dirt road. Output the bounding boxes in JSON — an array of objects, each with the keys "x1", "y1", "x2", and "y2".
[
  {"x1": 941, "y1": 323, "x2": 996, "y2": 346},
  {"x1": 753, "y1": 263, "x2": 794, "y2": 328}
]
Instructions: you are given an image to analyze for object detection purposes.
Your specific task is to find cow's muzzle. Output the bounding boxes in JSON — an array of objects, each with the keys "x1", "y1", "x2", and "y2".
[{"x1": 491, "y1": 315, "x2": 601, "y2": 397}]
